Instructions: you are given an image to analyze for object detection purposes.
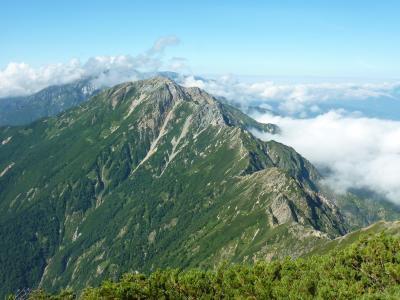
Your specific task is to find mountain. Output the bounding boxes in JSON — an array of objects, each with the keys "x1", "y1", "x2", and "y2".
[
  {"x1": 0, "y1": 77, "x2": 350, "y2": 296},
  {"x1": 0, "y1": 79, "x2": 99, "y2": 126}
]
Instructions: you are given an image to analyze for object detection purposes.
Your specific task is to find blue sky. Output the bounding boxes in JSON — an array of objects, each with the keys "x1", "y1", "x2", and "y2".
[{"x1": 1, "y1": 0, "x2": 400, "y2": 79}]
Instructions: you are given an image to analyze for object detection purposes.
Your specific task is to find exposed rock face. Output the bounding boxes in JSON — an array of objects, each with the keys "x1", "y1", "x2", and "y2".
[
  {"x1": 269, "y1": 196, "x2": 296, "y2": 225},
  {"x1": 0, "y1": 77, "x2": 344, "y2": 297}
]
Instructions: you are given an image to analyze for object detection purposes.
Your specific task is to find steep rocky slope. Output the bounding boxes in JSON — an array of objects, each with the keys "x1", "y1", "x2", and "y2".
[{"x1": 0, "y1": 77, "x2": 346, "y2": 296}]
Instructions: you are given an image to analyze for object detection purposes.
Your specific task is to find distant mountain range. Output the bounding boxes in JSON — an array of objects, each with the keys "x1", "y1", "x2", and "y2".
[
  {"x1": 0, "y1": 79, "x2": 99, "y2": 126},
  {"x1": 0, "y1": 77, "x2": 399, "y2": 297}
]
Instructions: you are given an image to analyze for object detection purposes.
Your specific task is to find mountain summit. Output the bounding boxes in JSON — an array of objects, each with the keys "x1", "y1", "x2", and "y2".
[{"x1": 0, "y1": 77, "x2": 345, "y2": 296}]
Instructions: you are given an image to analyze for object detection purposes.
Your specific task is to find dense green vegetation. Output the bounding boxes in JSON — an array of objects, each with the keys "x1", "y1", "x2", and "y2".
[{"x1": 14, "y1": 233, "x2": 400, "y2": 299}]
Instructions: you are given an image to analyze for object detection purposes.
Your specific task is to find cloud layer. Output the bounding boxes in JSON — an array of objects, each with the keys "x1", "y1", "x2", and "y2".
[
  {"x1": 251, "y1": 111, "x2": 400, "y2": 204},
  {"x1": 182, "y1": 75, "x2": 400, "y2": 118},
  {"x1": 0, "y1": 35, "x2": 181, "y2": 98}
]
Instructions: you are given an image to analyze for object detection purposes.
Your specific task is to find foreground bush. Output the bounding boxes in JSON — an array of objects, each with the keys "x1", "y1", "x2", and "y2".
[{"x1": 11, "y1": 233, "x2": 400, "y2": 299}]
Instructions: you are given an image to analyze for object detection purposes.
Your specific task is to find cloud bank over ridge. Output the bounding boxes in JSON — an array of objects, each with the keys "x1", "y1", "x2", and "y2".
[{"x1": 251, "y1": 111, "x2": 400, "y2": 204}]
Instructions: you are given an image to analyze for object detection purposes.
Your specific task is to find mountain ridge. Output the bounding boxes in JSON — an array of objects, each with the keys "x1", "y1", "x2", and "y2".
[{"x1": 0, "y1": 72, "x2": 203, "y2": 127}]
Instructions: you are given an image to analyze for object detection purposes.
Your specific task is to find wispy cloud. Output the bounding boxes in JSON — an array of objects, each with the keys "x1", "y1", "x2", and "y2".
[
  {"x1": 0, "y1": 36, "x2": 181, "y2": 98},
  {"x1": 251, "y1": 111, "x2": 400, "y2": 204},
  {"x1": 149, "y1": 35, "x2": 180, "y2": 54}
]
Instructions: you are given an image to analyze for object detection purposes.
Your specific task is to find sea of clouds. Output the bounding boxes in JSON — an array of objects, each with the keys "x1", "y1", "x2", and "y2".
[
  {"x1": 181, "y1": 75, "x2": 400, "y2": 118},
  {"x1": 250, "y1": 112, "x2": 400, "y2": 204},
  {"x1": 1, "y1": 36, "x2": 399, "y2": 204}
]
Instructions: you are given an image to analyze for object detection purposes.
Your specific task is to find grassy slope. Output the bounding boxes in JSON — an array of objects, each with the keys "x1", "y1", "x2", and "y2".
[{"x1": 308, "y1": 221, "x2": 400, "y2": 256}]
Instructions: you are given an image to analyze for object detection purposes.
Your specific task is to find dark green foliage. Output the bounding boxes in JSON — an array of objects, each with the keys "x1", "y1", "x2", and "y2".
[
  {"x1": 24, "y1": 234, "x2": 400, "y2": 299},
  {"x1": 0, "y1": 208, "x2": 59, "y2": 297}
]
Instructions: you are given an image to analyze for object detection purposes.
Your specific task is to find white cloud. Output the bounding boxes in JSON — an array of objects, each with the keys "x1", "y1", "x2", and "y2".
[
  {"x1": 251, "y1": 111, "x2": 400, "y2": 204},
  {"x1": 0, "y1": 60, "x2": 84, "y2": 98},
  {"x1": 0, "y1": 36, "x2": 181, "y2": 98},
  {"x1": 181, "y1": 75, "x2": 400, "y2": 116}
]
